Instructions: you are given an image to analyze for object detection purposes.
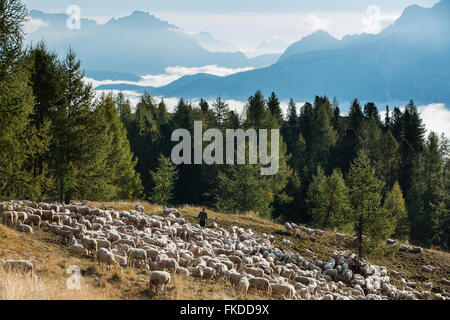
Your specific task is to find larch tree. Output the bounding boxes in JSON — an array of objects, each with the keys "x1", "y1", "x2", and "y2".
[
  {"x1": 267, "y1": 92, "x2": 283, "y2": 125},
  {"x1": 51, "y1": 49, "x2": 98, "y2": 203},
  {"x1": 383, "y1": 181, "x2": 408, "y2": 239},
  {"x1": 346, "y1": 150, "x2": 388, "y2": 258},
  {"x1": 216, "y1": 163, "x2": 272, "y2": 217},
  {"x1": 94, "y1": 94, "x2": 143, "y2": 200},
  {"x1": 211, "y1": 96, "x2": 229, "y2": 128},
  {"x1": 308, "y1": 167, "x2": 349, "y2": 230},
  {"x1": 150, "y1": 154, "x2": 178, "y2": 205},
  {"x1": 0, "y1": 0, "x2": 45, "y2": 199}
]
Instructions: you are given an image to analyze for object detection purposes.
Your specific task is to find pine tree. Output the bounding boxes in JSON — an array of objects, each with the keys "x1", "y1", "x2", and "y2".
[
  {"x1": 199, "y1": 98, "x2": 209, "y2": 113},
  {"x1": 363, "y1": 102, "x2": 381, "y2": 124},
  {"x1": 150, "y1": 154, "x2": 178, "y2": 205},
  {"x1": 384, "y1": 105, "x2": 391, "y2": 131},
  {"x1": 383, "y1": 181, "x2": 408, "y2": 239},
  {"x1": 225, "y1": 110, "x2": 240, "y2": 129},
  {"x1": 308, "y1": 167, "x2": 349, "y2": 229},
  {"x1": 287, "y1": 98, "x2": 298, "y2": 128},
  {"x1": 244, "y1": 90, "x2": 269, "y2": 130},
  {"x1": 212, "y1": 96, "x2": 229, "y2": 128},
  {"x1": 348, "y1": 99, "x2": 364, "y2": 130},
  {"x1": 359, "y1": 116, "x2": 383, "y2": 167},
  {"x1": 436, "y1": 150, "x2": 450, "y2": 249},
  {"x1": 115, "y1": 92, "x2": 132, "y2": 126},
  {"x1": 267, "y1": 92, "x2": 283, "y2": 125},
  {"x1": 50, "y1": 49, "x2": 98, "y2": 203},
  {"x1": 347, "y1": 150, "x2": 387, "y2": 258},
  {"x1": 94, "y1": 94, "x2": 143, "y2": 200},
  {"x1": 27, "y1": 42, "x2": 62, "y2": 192},
  {"x1": 216, "y1": 163, "x2": 272, "y2": 217},
  {"x1": 0, "y1": 0, "x2": 44, "y2": 199},
  {"x1": 336, "y1": 99, "x2": 364, "y2": 173},
  {"x1": 307, "y1": 166, "x2": 327, "y2": 224},
  {"x1": 391, "y1": 107, "x2": 403, "y2": 142},
  {"x1": 379, "y1": 130, "x2": 400, "y2": 191},
  {"x1": 420, "y1": 132, "x2": 445, "y2": 247},
  {"x1": 309, "y1": 96, "x2": 337, "y2": 170}
]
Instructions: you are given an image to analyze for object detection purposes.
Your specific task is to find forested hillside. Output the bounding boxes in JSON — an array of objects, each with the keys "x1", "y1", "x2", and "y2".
[{"x1": 1, "y1": 0, "x2": 448, "y2": 255}]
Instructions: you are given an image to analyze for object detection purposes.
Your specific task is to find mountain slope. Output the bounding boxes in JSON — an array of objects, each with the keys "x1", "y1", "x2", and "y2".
[
  {"x1": 278, "y1": 30, "x2": 342, "y2": 62},
  {"x1": 26, "y1": 10, "x2": 275, "y2": 75}
]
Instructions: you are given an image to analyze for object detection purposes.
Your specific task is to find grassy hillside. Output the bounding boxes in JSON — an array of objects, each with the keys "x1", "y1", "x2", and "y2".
[{"x1": 0, "y1": 200, "x2": 449, "y2": 299}]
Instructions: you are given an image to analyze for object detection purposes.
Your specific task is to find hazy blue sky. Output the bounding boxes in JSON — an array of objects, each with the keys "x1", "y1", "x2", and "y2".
[
  {"x1": 22, "y1": 0, "x2": 439, "y2": 14},
  {"x1": 22, "y1": 0, "x2": 441, "y2": 51}
]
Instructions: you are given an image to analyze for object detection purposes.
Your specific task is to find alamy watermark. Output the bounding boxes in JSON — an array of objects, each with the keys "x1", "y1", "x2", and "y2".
[
  {"x1": 171, "y1": 121, "x2": 279, "y2": 175},
  {"x1": 66, "y1": 5, "x2": 81, "y2": 30},
  {"x1": 66, "y1": 265, "x2": 81, "y2": 290}
]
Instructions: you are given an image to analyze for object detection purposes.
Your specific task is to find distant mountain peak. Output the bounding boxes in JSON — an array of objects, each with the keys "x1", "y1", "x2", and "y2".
[
  {"x1": 309, "y1": 30, "x2": 333, "y2": 37},
  {"x1": 278, "y1": 29, "x2": 341, "y2": 62},
  {"x1": 105, "y1": 10, "x2": 179, "y2": 30}
]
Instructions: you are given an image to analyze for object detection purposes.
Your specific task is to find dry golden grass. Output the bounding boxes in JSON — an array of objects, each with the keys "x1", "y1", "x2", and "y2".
[
  {"x1": 0, "y1": 268, "x2": 111, "y2": 300},
  {"x1": 1, "y1": 200, "x2": 449, "y2": 299},
  {"x1": 0, "y1": 221, "x2": 263, "y2": 300}
]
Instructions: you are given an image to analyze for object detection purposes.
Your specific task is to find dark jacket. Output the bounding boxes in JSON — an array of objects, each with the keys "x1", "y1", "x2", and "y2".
[{"x1": 198, "y1": 211, "x2": 208, "y2": 222}]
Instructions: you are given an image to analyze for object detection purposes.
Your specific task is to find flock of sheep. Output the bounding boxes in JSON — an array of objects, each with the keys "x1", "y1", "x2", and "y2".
[{"x1": 0, "y1": 200, "x2": 448, "y2": 300}]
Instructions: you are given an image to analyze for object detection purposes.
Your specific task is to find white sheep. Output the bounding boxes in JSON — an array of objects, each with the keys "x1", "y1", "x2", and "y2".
[
  {"x1": 237, "y1": 277, "x2": 250, "y2": 295},
  {"x1": 271, "y1": 283, "x2": 295, "y2": 299},
  {"x1": 96, "y1": 248, "x2": 121, "y2": 272},
  {"x1": 17, "y1": 223, "x2": 33, "y2": 234},
  {"x1": 0, "y1": 259, "x2": 34, "y2": 277},
  {"x1": 149, "y1": 271, "x2": 171, "y2": 294},
  {"x1": 69, "y1": 244, "x2": 88, "y2": 256},
  {"x1": 248, "y1": 277, "x2": 272, "y2": 296}
]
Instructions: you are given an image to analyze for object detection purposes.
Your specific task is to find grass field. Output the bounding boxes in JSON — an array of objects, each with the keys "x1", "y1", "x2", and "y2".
[{"x1": 0, "y1": 200, "x2": 448, "y2": 299}]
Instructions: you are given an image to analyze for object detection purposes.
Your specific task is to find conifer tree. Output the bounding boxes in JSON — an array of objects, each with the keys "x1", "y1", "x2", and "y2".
[
  {"x1": 244, "y1": 90, "x2": 268, "y2": 130},
  {"x1": 379, "y1": 130, "x2": 400, "y2": 191},
  {"x1": 150, "y1": 154, "x2": 178, "y2": 205},
  {"x1": 363, "y1": 102, "x2": 381, "y2": 124},
  {"x1": 359, "y1": 116, "x2": 383, "y2": 167},
  {"x1": 347, "y1": 150, "x2": 387, "y2": 258},
  {"x1": 267, "y1": 92, "x2": 283, "y2": 125},
  {"x1": 199, "y1": 98, "x2": 209, "y2": 113},
  {"x1": 94, "y1": 94, "x2": 143, "y2": 200},
  {"x1": 51, "y1": 49, "x2": 98, "y2": 203},
  {"x1": 309, "y1": 96, "x2": 337, "y2": 170},
  {"x1": 216, "y1": 163, "x2": 272, "y2": 217},
  {"x1": 384, "y1": 105, "x2": 391, "y2": 131},
  {"x1": 308, "y1": 167, "x2": 349, "y2": 229},
  {"x1": 383, "y1": 181, "x2": 408, "y2": 239},
  {"x1": 225, "y1": 110, "x2": 240, "y2": 129},
  {"x1": 0, "y1": 0, "x2": 45, "y2": 199},
  {"x1": 115, "y1": 92, "x2": 132, "y2": 127},
  {"x1": 419, "y1": 132, "x2": 445, "y2": 246},
  {"x1": 212, "y1": 96, "x2": 229, "y2": 128},
  {"x1": 287, "y1": 98, "x2": 298, "y2": 128}
]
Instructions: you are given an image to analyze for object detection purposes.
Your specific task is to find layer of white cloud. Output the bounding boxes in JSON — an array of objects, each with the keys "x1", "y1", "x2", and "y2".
[
  {"x1": 85, "y1": 65, "x2": 254, "y2": 89},
  {"x1": 294, "y1": 14, "x2": 331, "y2": 34},
  {"x1": 362, "y1": 5, "x2": 398, "y2": 34},
  {"x1": 93, "y1": 88, "x2": 449, "y2": 138},
  {"x1": 417, "y1": 103, "x2": 450, "y2": 138},
  {"x1": 380, "y1": 103, "x2": 450, "y2": 138},
  {"x1": 23, "y1": 18, "x2": 49, "y2": 34}
]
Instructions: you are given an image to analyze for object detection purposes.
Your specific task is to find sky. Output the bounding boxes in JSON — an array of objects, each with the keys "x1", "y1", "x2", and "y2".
[{"x1": 22, "y1": 0, "x2": 440, "y2": 52}]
